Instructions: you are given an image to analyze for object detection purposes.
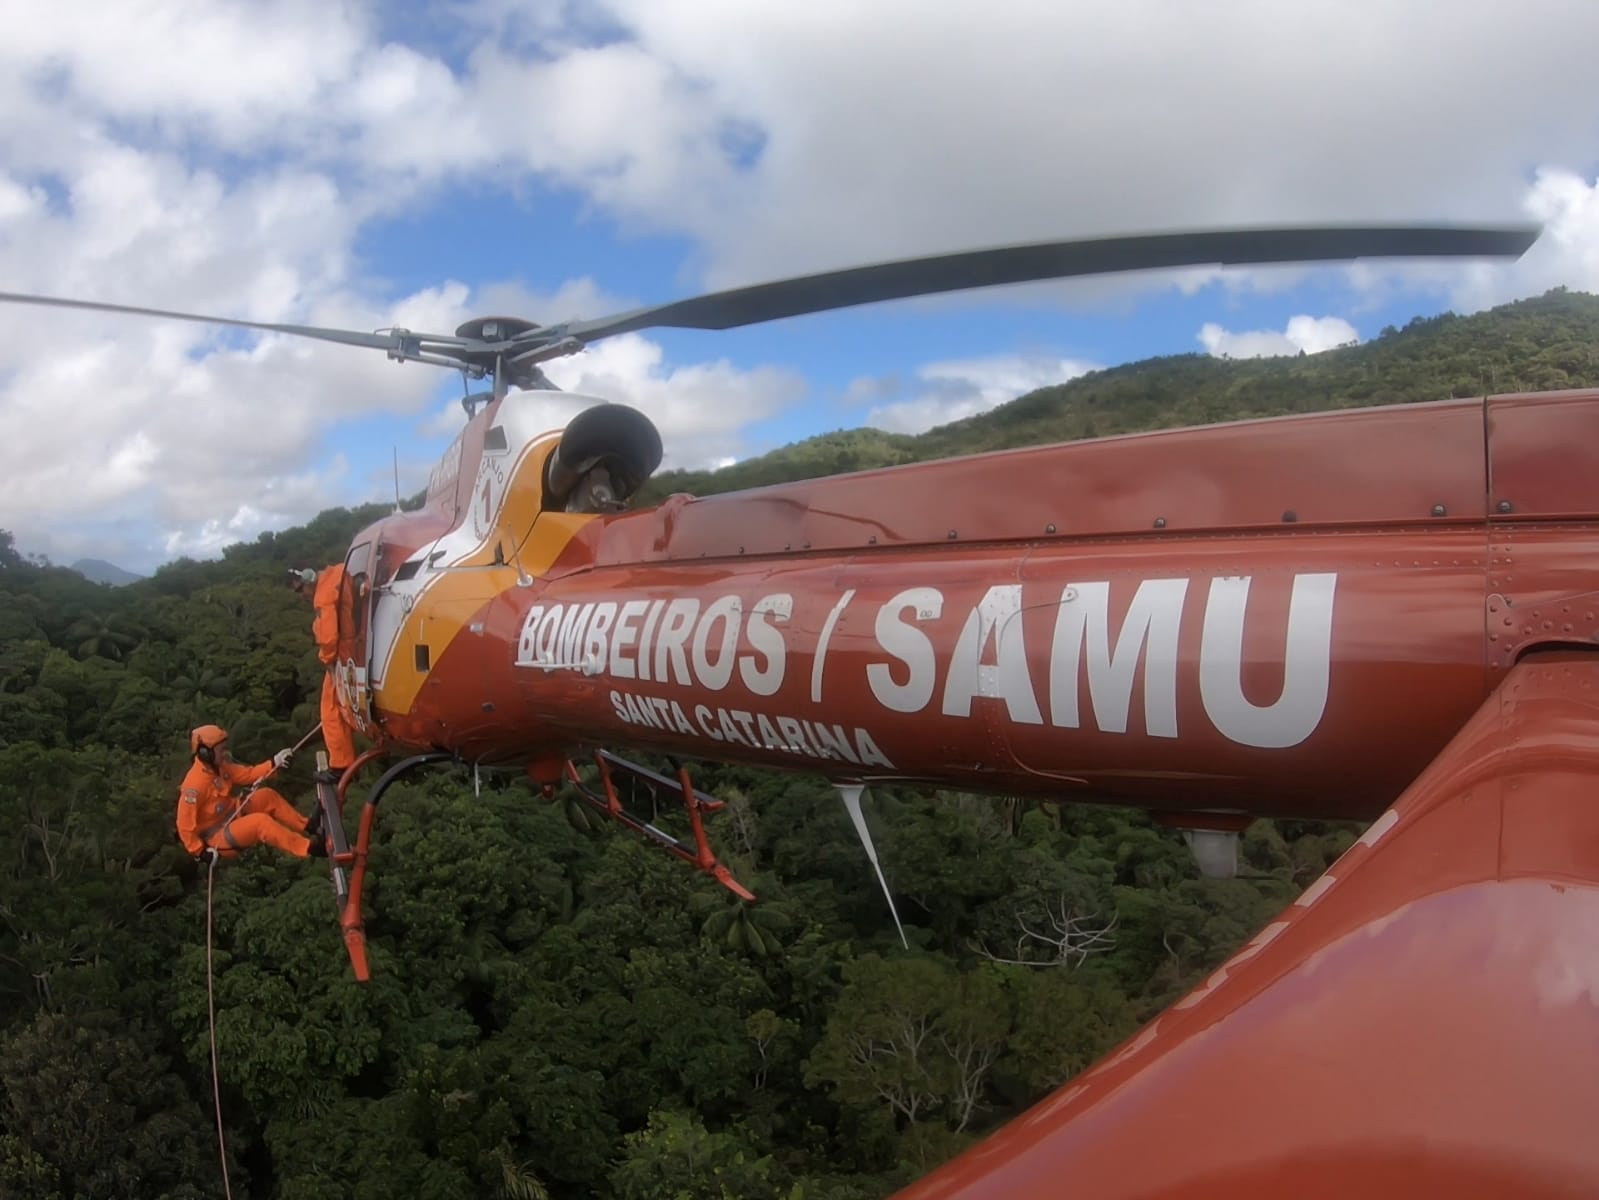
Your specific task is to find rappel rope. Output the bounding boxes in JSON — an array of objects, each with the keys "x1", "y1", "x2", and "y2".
[
  {"x1": 205, "y1": 854, "x2": 235, "y2": 1200},
  {"x1": 202, "y1": 721, "x2": 321, "y2": 1200}
]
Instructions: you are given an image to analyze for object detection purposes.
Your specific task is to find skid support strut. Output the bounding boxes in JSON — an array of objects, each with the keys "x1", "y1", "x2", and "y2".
[
  {"x1": 563, "y1": 750, "x2": 755, "y2": 901},
  {"x1": 314, "y1": 749, "x2": 455, "y2": 980}
]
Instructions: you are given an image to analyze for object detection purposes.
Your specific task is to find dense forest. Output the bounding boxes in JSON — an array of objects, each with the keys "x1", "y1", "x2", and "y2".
[{"x1": 3, "y1": 287, "x2": 1598, "y2": 1199}]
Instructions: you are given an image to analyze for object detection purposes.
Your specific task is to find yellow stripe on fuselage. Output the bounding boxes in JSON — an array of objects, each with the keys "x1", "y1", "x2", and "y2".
[{"x1": 374, "y1": 435, "x2": 599, "y2": 716}]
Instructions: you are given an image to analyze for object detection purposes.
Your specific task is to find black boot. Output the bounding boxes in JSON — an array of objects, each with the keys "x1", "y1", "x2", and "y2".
[
  {"x1": 315, "y1": 767, "x2": 343, "y2": 786},
  {"x1": 306, "y1": 834, "x2": 327, "y2": 858},
  {"x1": 304, "y1": 806, "x2": 324, "y2": 842}
]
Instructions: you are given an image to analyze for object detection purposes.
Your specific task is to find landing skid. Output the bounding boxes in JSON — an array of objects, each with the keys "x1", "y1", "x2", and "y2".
[
  {"x1": 311, "y1": 746, "x2": 753, "y2": 981},
  {"x1": 313, "y1": 749, "x2": 455, "y2": 981},
  {"x1": 563, "y1": 750, "x2": 755, "y2": 902}
]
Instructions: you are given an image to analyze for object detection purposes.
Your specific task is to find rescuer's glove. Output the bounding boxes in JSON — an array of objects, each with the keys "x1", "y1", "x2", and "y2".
[{"x1": 273, "y1": 748, "x2": 294, "y2": 769}]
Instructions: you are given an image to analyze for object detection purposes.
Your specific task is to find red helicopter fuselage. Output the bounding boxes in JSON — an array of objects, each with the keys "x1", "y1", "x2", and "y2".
[
  {"x1": 331, "y1": 387, "x2": 1598, "y2": 825},
  {"x1": 316, "y1": 386, "x2": 1599, "y2": 1200}
]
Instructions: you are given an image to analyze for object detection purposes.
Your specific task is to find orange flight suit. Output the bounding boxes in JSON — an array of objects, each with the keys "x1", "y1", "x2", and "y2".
[
  {"x1": 313, "y1": 564, "x2": 357, "y2": 770},
  {"x1": 176, "y1": 757, "x2": 311, "y2": 858}
]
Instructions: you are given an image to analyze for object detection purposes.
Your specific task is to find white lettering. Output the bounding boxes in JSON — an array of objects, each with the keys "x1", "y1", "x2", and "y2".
[
  {"x1": 583, "y1": 602, "x2": 618, "y2": 671},
  {"x1": 517, "y1": 605, "x2": 545, "y2": 664},
  {"x1": 669, "y1": 701, "x2": 695, "y2": 735},
  {"x1": 741, "y1": 593, "x2": 791, "y2": 696},
  {"x1": 811, "y1": 589, "x2": 855, "y2": 702},
  {"x1": 691, "y1": 596, "x2": 741, "y2": 690},
  {"x1": 694, "y1": 703, "x2": 723, "y2": 740},
  {"x1": 1200, "y1": 574, "x2": 1336, "y2": 749},
  {"x1": 868, "y1": 587, "x2": 943, "y2": 713},
  {"x1": 558, "y1": 603, "x2": 594, "y2": 666},
  {"x1": 638, "y1": 600, "x2": 666, "y2": 682},
  {"x1": 776, "y1": 715, "x2": 809, "y2": 754},
  {"x1": 654, "y1": 599, "x2": 700, "y2": 685},
  {"x1": 718, "y1": 709, "x2": 749, "y2": 745},
  {"x1": 607, "y1": 690, "x2": 891, "y2": 769},
  {"x1": 809, "y1": 721, "x2": 861, "y2": 764},
  {"x1": 535, "y1": 605, "x2": 563, "y2": 664},
  {"x1": 756, "y1": 713, "x2": 783, "y2": 750},
  {"x1": 941, "y1": 584, "x2": 1042, "y2": 723},
  {"x1": 610, "y1": 600, "x2": 650, "y2": 679},
  {"x1": 731, "y1": 710, "x2": 760, "y2": 745},
  {"x1": 1049, "y1": 579, "x2": 1187, "y2": 736},
  {"x1": 855, "y1": 729, "x2": 895, "y2": 768}
]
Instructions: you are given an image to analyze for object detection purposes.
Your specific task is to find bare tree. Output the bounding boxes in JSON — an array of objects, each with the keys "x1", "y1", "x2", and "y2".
[
  {"x1": 972, "y1": 893, "x2": 1118, "y2": 968},
  {"x1": 720, "y1": 788, "x2": 760, "y2": 868}
]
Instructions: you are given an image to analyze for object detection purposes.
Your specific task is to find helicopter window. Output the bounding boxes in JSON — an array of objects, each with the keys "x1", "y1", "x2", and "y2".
[
  {"x1": 344, "y1": 542, "x2": 372, "y2": 646},
  {"x1": 345, "y1": 541, "x2": 372, "y2": 579},
  {"x1": 483, "y1": 425, "x2": 509, "y2": 452},
  {"x1": 373, "y1": 541, "x2": 409, "y2": 587},
  {"x1": 394, "y1": 560, "x2": 422, "y2": 582}
]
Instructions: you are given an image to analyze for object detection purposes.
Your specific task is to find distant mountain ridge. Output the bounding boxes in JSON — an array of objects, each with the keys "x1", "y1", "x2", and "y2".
[
  {"x1": 70, "y1": 558, "x2": 145, "y2": 586},
  {"x1": 640, "y1": 287, "x2": 1599, "y2": 502}
]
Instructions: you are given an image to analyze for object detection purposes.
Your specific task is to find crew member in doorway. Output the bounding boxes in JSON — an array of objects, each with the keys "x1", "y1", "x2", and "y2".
[
  {"x1": 177, "y1": 725, "x2": 323, "y2": 861},
  {"x1": 289, "y1": 566, "x2": 356, "y2": 782}
]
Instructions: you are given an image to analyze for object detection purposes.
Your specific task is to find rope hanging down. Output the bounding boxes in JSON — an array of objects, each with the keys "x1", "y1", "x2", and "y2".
[
  {"x1": 204, "y1": 718, "x2": 327, "y2": 1196},
  {"x1": 206, "y1": 855, "x2": 235, "y2": 1200}
]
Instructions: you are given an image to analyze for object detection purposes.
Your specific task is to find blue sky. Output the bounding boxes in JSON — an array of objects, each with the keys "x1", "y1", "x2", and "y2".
[{"x1": 2, "y1": 0, "x2": 1598, "y2": 574}]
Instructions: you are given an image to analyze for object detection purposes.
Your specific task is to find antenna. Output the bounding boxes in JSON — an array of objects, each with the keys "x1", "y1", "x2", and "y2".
[{"x1": 392, "y1": 447, "x2": 401, "y2": 513}]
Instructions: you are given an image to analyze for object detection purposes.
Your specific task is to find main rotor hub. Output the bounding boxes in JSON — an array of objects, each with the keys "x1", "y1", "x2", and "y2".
[{"x1": 455, "y1": 316, "x2": 542, "y2": 342}]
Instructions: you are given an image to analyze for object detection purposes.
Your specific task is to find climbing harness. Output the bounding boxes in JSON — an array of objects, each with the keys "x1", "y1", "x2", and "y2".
[{"x1": 207, "y1": 722, "x2": 324, "y2": 850}]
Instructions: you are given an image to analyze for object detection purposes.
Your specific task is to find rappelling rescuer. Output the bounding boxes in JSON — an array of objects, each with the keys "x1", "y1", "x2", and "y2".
[
  {"x1": 289, "y1": 565, "x2": 356, "y2": 783},
  {"x1": 177, "y1": 725, "x2": 324, "y2": 861}
]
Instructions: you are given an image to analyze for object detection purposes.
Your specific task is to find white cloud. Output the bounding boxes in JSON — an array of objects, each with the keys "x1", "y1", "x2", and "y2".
[
  {"x1": 1198, "y1": 315, "x2": 1360, "y2": 359},
  {"x1": 5, "y1": 0, "x2": 1599, "y2": 572},
  {"x1": 1447, "y1": 168, "x2": 1599, "y2": 311},
  {"x1": 560, "y1": 0, "x2": 1599, "y2": 291},
  {"x1": 863, "y1": 353, "x2": 1097, "y2": 435},
  {"x1": 0, "y1": 2, "x2": 370, "y2": 148}
]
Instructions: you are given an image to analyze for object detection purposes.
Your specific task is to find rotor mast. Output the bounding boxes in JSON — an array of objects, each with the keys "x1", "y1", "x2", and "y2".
[{"x1": 447, "y1": 315, "x2": 586, "y2": 412}]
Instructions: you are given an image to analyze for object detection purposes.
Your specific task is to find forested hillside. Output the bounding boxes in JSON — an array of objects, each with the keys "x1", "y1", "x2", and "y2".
[
  {"x1": 643, "y1": 287, "x2": 1599, "y2": 499},
  {"x1": 3, "y1": 287, "x2": 1596, "y2": 1199}
]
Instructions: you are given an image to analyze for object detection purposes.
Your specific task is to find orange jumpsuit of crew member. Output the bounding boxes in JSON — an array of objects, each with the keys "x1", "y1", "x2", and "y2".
[
  {"x1": 310, "y1": 565, "x2": 357, "y2": 774},
  {"x1": 176, "y1": 726, "x2": 315, "y2": 859}
]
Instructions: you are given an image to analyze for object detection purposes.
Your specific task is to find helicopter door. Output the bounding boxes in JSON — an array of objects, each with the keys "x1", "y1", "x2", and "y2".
[
  {"x1": 367, "y1": 539, "x2": 417, "y2": 693},
  {"x1": 336, "y1": 540, "x2": 375, "y2": 726}
]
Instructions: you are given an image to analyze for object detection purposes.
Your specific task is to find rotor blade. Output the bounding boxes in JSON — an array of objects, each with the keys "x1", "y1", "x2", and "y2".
[
  {"x1": 560, "y1": 224, "x2": 1540, "y2": 343},
  {"x1": 0, "y1": 290, "x2": 466, "y2": 353}
]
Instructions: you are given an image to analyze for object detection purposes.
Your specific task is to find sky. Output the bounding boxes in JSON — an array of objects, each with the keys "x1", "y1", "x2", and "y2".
[{"x1": 3, "y1": 0, "x2": 1599, "y2": 575}]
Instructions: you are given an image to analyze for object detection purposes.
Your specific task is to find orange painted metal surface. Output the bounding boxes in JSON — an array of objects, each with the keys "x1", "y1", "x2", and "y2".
[
  {"x1": 593, "y1": 396, "x2": 1491, "y2": 562},
  {"x1": 893, "y1": 651, "x2": 1599, "y2": 1199},
  {"x1": 401, "y1": 529, "x2": 1492, "y2": 820},
  {"x1": 357, "y1": 391, "x2": 1599, "y2": 825}
]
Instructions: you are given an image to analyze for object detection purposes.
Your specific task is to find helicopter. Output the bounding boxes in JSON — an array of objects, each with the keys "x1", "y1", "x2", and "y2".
[{"x1": 5, "y1": 222, "x2": 1597, "y2": 1199}]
